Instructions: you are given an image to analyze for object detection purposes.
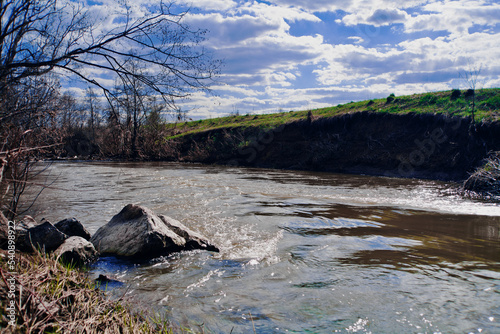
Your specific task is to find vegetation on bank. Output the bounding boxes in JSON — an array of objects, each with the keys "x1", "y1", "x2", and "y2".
[
  {"x1": 165, "y1": 88, "x2": 500, "y2": 139},
  {"x1": 463, "y1": 151, "x2": 500, "y2": 197},
  {"x1": 0, "y1": 250, "x2": 173, "y2": 333}
]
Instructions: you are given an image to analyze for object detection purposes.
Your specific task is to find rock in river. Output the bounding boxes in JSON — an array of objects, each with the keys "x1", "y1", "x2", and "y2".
[
  {"x1": 90, "y1": 204, "x2": 219, "y2": 258},
  {"x1": 159, "y1": 214, "x2": 219, "y2": 252}
]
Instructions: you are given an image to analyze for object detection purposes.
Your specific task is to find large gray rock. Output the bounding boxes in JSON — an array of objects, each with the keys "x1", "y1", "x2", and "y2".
[
  {"x1": 159, "y1": 215, "x2": 219, "y2": 252},
  {"x1": 90, "y1": 204, "x2": 219, "y2": 258},
  {"x1": 55, "y1": 218, "x2": 91, "y2": 240},
  {"x1": 55, "y1": 236, "x2": 98, "y2": 266},
  {"x1": 91, "y1": 204, "x2": 186, "y2": 258}
]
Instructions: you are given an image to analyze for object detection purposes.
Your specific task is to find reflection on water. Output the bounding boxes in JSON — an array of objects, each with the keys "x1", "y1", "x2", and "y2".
[{"x1": 26, "y1": 162, "x2": 500, "y2": 333}]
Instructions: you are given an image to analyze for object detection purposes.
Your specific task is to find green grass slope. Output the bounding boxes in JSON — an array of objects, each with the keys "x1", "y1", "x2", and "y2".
[{"x1": 166, "y1": 88, "x2": 500, "y2": 138}]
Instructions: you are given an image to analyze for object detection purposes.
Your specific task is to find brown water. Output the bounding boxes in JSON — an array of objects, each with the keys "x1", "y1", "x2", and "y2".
[{"x1": 26, "y1": 161, "x2": 500, "y2": 333}]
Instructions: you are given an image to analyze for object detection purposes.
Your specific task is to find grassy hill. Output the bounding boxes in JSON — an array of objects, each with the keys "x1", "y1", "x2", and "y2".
[{"x1": 165, "y1": 88, "x2": 500, "y2": 139}]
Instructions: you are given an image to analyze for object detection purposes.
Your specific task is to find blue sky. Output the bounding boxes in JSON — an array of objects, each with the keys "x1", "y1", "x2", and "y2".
[
  {"x1": 67, "y1": 0, "x2": 500, "y2": 119},
  {"x1": 172, "y1": 0, "x2": 500, "y2": 119}
]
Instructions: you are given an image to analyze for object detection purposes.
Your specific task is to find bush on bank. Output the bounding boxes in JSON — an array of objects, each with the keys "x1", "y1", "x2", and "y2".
[{"x1": 463, "y1": 151, "x2": 500, "y2": 197}]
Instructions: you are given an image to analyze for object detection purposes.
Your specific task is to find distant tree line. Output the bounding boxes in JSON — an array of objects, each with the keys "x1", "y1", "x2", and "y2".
[{"x1": 0, "y1": 0, "x2": 219, "y2": 218}]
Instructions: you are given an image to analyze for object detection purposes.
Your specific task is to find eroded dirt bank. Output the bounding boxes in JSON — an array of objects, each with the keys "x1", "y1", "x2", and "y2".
[{"x1": 163, "y1": 111, "x2": 500, "y2": 181}]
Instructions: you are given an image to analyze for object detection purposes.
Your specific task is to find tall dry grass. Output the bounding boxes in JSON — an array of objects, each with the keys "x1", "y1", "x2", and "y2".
[{"x1": 0, "y1": 250, "x2": 173, "y2": 333}]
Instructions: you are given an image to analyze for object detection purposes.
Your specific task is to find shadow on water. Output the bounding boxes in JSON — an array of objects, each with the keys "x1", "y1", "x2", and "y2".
[{"x1": 281, "y1": 202, "x2": 500, "y2": 269}]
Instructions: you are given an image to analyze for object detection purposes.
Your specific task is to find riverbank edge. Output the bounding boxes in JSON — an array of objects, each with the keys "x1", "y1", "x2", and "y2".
[
  {"x1": 0, "y1": 249, "x2": 175, "y2": 333},
  {"x1": 164, "y1": 112, "x2": 500, "y2": 181},
  {"x1": 61, "y1": 111, "x2": 500, "y2": 195}
]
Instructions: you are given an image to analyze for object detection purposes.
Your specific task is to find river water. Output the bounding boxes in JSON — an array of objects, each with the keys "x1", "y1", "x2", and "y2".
[{"x1": 26, "y1": 161, "x2": 500, "y2": 333}]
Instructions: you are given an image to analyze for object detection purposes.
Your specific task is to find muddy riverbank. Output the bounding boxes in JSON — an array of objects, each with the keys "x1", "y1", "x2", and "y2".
[{"x1": 162, "y1": 112, "x2": 500, "y2": 181}]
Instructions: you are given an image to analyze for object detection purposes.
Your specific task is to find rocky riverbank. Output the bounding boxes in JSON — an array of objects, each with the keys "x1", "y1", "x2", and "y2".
[
  {"x1": 1, "y1": 204, "x2": 218, "y2": 265},
  {"x1": 0, "y1": 205, "x2": 219, "y2": 333}
]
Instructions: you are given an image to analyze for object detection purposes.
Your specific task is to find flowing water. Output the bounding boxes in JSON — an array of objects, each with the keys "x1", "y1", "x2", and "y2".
[{"x1": 26, "y1": 161, "x2": 500, "y2": 333}]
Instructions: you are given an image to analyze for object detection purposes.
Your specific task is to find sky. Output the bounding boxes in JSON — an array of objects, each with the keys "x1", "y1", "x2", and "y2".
[
  {"x1": 174, "y1": 0, "x2": 500, "y2": 119},
  {"x1": 66, "y1": 0, "x2": 500, "y2": 119}
]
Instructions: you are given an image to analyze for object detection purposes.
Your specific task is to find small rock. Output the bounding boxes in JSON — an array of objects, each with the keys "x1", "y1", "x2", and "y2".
[
  {"x1": 15, "y1": 216, "x2": 43, "y2": 252},
  {"x1": 55, "y1": 236, "x2": 98, "y2": 266},
  {"x1": 95, "y1": 274, "x2": 123, "y2": 290},
  {"x1": 19, "y1": 216, "x2": 39, "y2": 229}
]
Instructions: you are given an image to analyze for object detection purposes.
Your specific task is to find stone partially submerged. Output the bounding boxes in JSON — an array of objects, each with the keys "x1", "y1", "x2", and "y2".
[
  {"x1": 90, "y1": 204, "x2": 219, "y2": 258},
  {"x1": 0, "y1": 215, "x2": 94, "y2": 256},
  {"x1": 159, "y1": 215, "x2": 219, "y2": 252}
]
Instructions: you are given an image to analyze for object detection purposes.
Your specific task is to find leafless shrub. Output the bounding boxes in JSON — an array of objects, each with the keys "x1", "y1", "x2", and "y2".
[{"x1": 463, "y1": 151, "x2": 500, "y2": 197}]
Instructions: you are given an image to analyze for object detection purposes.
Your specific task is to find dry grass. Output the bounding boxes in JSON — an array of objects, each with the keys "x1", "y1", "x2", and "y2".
[
  {"x1": 0, "y1": 250, "x2": 173, "y2": 334},
  {"x1": 463, "y1": 151, "x2": 500, "y2": 197}
]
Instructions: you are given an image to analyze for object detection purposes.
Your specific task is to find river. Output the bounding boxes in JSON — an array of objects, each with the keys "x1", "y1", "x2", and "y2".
[{"x1": 26, "y1": 161, "x2": 500, "y2": 333}]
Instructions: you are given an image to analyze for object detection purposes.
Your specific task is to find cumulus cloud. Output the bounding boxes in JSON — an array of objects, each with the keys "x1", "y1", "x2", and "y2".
[
  {"x1": 184, "y1": 2, "x2": 326, "y2": 89},
  {"x1": 267, "y1": 0, "x2": 428, "y2": 13},
  {"x1": 187, "y1": 13, "x2": 282, "y2": 46},
  {"x1": 236, "y1": 2, "x2": 321, "y2": 23},
  {"x1": 342, "y1": 8, "x2": 409, "y2": 26},
  {"x1": 405, "y1": 1, "x2": 500, "y2": 35},
  {"x1": 177, "y1": 0, "x2": 236, "y2": 11}
]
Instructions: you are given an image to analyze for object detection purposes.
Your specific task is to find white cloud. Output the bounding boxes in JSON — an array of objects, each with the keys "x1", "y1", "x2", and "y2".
[
  {"x1": 185, "y1": 3, "x2": 326, "y2": 89},
  {"x1": 342, "y1": 8, "x2": 409, "y2": 26},
  {"x1": 267, "y1": 0, "x2": 428, "y2": 13},
  {"x1": 236, "y1": 2, "x2": 321, "y2": 23},
  {"x1": 348, "y1": 36, "x2": 365, "y2": 44},
  {"x1": 405, "y1": 0, "x2": 500, "y2": 35},
  {"x1": 175, "y1": 0, "x2": 236, "y2": 11},
  {"x1": 187, "y1": 13, "x2": 282, "y2": 46},
  {"x1": 212, "y1": 84, "x2": 261, "y2": 97}
]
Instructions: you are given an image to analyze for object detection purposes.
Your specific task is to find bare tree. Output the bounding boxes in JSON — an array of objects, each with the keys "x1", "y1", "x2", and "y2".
[
  {"x1": 460, "y1": 61, "x2": 482, "y2": 123},
  {"x1": 114, "y1": 61, "x2": 153, "y2": 158},
  {"x1": 87, "y1": 87, "x2": 99, "y2": 141},
  {"x1": 0, "y1": 0, "x2": 220, "y2": 216},
  {"x1": 0, "y1": 0, "x2": 219, "y2": 106},
  {"x1": 0, "y1": 74, "x2": 63, "y2": 217}
]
